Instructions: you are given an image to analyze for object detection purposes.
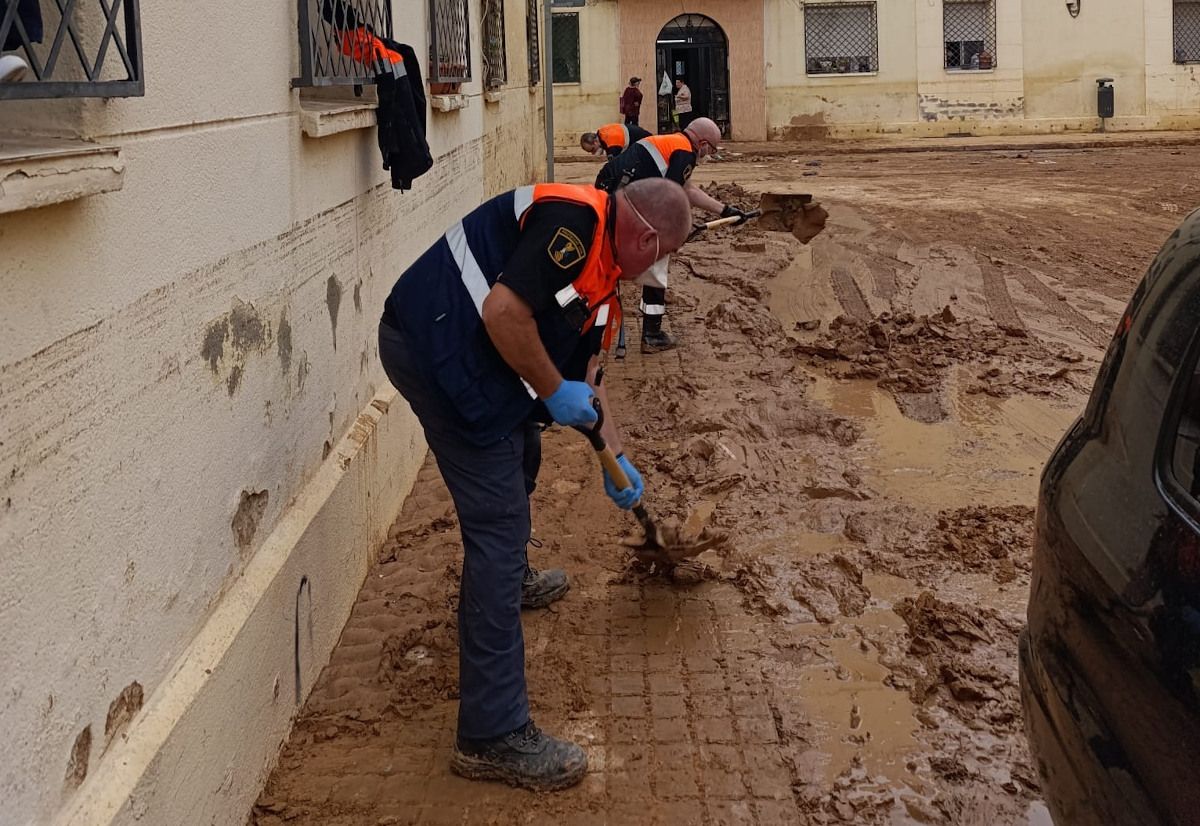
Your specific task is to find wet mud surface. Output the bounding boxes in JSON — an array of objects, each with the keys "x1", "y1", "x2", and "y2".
[{"x1": 254, "y1": 145, "x2": 1200, "y2": 825}]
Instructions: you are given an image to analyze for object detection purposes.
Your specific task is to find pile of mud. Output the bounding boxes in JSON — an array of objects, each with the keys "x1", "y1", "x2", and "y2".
[
  {"x1": 847, "y1": 505, "x2": 1035, "y2": 585},
  {"x1": 701, "y1": 180, "x2": 757, "y2": 206},
  {"x1": 893, "y1": 592, "x2": 1025, "y2": 733},
  {"x1": 791, "y1": 308, "x2": 1085, "y2": 420}
]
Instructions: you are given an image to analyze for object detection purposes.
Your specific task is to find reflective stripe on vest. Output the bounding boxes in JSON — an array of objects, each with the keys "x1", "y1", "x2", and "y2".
[
  {"x1": 637, "y1": 134, "x2": 693, "y2": 177},
  {"x1": 445, "y1": 221, "x2": 489, "y2": 316},
  {"x1": 446, "y1": 219, "x2": 537, "y2": 398}
]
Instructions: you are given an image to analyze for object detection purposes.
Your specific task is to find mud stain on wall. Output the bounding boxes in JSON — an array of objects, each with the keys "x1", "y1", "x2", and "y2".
[
  {"x1": 326, "y1": 276, "x2": 343, "y2": 350},
  {"x1": 232, "y1": 489, "x2": 270, "y2": 559},
  {"x1": 103, "y1": 681, "x2": 144, "y2": 751}
]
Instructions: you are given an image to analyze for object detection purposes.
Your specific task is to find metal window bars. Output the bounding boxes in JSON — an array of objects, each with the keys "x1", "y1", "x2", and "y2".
[
  {"x1": 429, "y1": 0, "x2": 471, "y2": 84},
  {"x1": 481, "y1": 0, "x2": 505, "y2": 89},
  {"x1": 550, "y1": 11, "x2": 579, "y2": 83},
  {"x1": 526, "y1": 0, "x2": 540, "y2": 84},
  {"x1": 0, "y1": 0, "x2": 142, "y2": 99},
  {"x1": 944, "y1": 0, "x2": 996, "y2": 70},
  {"x1": 1176, "y1": 0, "x2": 1200, "y2": 63},
  {"x1": 803, "y1": 3, "x2": 879, "y2": 75},
  {"x1": 294, "y1": 0, "x2": 393, "y2": 87}
]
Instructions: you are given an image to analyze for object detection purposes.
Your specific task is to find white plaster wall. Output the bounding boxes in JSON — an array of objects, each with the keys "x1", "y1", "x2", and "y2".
[
  {"x1": 0, "y1": 0, "x2": 545, "y2": 822},
  {"x1": 1022, "y1": 0, "x2": 1148, "y2": 119},
  {"x1": 764, "y1": 0, "x2": 921, "y2": 137},
  {"x1": 914, "y1": 0, "x2": 1026, "y2": 123},
  {"x1": 1145, "y1": 0, "x2": 1200, "y2": 114}
]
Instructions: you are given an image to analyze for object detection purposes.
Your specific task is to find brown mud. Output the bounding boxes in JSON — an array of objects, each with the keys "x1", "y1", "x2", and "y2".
[{"x1": 254, "y1": 144, "x2": 1199, "y2": 825}]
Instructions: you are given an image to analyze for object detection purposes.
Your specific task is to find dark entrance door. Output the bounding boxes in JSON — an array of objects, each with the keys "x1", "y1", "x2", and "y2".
[{"x1": 655, "y1": 14, "x2": 730, "y2": 137}]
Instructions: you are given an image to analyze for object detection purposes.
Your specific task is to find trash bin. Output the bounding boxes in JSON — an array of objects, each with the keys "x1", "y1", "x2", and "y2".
[{"x1": 1096, "y1": 78, "x2": 1115, "y2": 120}]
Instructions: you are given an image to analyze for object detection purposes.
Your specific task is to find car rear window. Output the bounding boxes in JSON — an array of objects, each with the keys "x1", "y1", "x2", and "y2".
[{"x1": 1173, "y1": 359, "x2": 1200, "y2": 499}]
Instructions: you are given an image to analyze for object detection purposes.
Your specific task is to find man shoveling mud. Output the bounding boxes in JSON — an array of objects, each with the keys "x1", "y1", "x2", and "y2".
[
  {"x1": 377, "y1": 178, "x2": 692, "y2": 790},
  {"x1": 594, "y1": 117, "x2": 753, "y2": 353}
]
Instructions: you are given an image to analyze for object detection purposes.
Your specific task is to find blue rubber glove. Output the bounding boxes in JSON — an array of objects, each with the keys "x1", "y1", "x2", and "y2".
[
  {"x1": 604, "y1": 453, "x2": 644, "y2": 510},
  {"x1": 544, "y1": 380, "x2": 598, "y2": 428}
]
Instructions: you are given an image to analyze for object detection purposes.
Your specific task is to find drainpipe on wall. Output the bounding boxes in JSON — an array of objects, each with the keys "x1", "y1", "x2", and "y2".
[{"x1": 543, "y1": 0, "x2": 555, "y2": 181}]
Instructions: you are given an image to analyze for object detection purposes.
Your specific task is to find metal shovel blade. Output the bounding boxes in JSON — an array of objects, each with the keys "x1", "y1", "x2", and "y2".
[{"x1": 758, "y1": 192, "x2": 829, "y2": 244}]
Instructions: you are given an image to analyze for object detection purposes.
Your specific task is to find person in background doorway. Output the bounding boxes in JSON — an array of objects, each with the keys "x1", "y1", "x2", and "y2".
[
  {"x1": 620, "y1": 76, "x2": 643, "y2": 126},
  {"x1": 580, "y1": 122, "x2": 652, "y2": 159},
  {"x1": 674, "y1": 78, "x2": 693, "y2": 131}
]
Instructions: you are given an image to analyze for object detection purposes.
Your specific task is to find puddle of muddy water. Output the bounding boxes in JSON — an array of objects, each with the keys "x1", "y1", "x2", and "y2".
[
  {"x1": 808, "y1": 372, "x2": 1077, "y2": 510},
  {"x1": 797, "y1": 573, "x2": 922, "y2": 784}
]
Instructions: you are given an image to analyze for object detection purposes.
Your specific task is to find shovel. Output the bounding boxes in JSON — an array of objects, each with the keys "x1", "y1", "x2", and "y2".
[
  {"x1": 687, "y1": 193, "x2": 828, "y2": 245},
  {"x1": 573, "y1": 372, "x2": 728, "y2": 568},
  {"x1": 758, "y1": 192, "x2": 829, "y2": 244}
]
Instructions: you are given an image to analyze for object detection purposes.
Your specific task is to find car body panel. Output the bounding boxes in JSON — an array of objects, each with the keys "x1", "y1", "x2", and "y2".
[{"x1": 1022, "y1": 208, "x2": 1200, "y2": 826}]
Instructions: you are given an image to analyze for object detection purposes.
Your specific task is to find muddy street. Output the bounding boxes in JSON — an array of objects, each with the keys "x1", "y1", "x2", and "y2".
[{"x1": 252, "y1": 143, "x2": 1198, "y2": 825}]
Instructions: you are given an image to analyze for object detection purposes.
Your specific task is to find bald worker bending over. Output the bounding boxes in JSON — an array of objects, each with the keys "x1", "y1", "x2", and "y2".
[
  {"x1": 378, "y1": 178, "x2": 692, "y2": 791},
  {"x1": 594, "y1": 117, "x2": 751, "y2": 352}
]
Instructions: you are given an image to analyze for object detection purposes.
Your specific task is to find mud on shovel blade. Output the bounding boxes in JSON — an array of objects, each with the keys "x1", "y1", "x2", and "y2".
[{"x1": 758, "y1": 192, "x2": 829, "y2": 244}]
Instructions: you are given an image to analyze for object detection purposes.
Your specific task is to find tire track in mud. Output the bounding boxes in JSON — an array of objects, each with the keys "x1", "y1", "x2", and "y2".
[
  {"x1": 1008, "y1": 265, "x2": 1112, "y2": 347},
  {"x1": 830, "y1": 266, "x2": 873, "y2": 322},
  {"x1": 979, "y1": 262, "x2": 1028, "y2": 336}
]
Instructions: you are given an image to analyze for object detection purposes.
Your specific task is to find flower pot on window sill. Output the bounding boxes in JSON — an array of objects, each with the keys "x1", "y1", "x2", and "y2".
[{"x1": 430, "y1": 81, "x2": 462, "y2": 95}]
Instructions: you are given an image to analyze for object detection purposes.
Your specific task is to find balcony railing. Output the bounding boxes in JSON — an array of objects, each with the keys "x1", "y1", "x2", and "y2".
[{"x1": 0, "y1": 0, "x2": 143, "y2": 100}]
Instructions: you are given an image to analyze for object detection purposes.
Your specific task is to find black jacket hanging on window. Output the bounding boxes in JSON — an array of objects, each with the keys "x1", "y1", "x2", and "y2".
[
  {"x1": 2, "y1": 0, "x2": 44, "y2": 51},
  {"x1": 375, "y1": 37, "x2": 433, "y2": 192}
]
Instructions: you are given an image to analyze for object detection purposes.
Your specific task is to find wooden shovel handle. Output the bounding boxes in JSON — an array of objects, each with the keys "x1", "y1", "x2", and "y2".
[{"x1": 598, "y1": 446, "x2": 632, "y2": 490}]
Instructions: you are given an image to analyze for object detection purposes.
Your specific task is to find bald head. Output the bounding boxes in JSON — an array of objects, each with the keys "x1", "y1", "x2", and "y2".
[
  {"x1": 612, "y1": 178, "x2": 692, "y2": 275},
  {"x1": 624, "y1": 178, "x2": 692, "y2": 250},
  {"x1": 684, "y1": 117, "x2": 722, "y2": 157}
]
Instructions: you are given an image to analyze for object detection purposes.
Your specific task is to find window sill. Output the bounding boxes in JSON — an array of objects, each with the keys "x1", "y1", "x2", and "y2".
[
  {"x1": 299, "y1": 100, "x2": 378, "y2": 138},
  {"x1": 945, "y1": 68, "x2": 997, "y2": 74},
  {"x1": 431, "y1": 93, "x2": 470, "y2": 112},
  {"x1": 0, "y1": 138, "x2": 123, "y2": 214},
  {"x1": 552, "y1": 81, "x2": 581, "y2": 87},
  {"x1": 484, "y1": 89, "x2": 503, "y2": 103},
  {"x1": 806, "y1": 71, "x2": 878, "y2": 78}
]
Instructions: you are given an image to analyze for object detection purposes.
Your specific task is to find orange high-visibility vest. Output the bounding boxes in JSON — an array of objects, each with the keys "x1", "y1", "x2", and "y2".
[
  {"x1": 637, "y1": 133, "x2": 695, "y2": 178},
  {"x1": 518, "y1": 183, "x2": 623, "y2": 350},
  {"x1": 597, "y1": 123, "x2": 632, "y2": 152}
]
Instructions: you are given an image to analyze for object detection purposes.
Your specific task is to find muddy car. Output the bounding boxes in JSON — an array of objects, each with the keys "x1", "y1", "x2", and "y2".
[{"x1": 1021, "y1": 208, "x2": 1200, "y2": 825}]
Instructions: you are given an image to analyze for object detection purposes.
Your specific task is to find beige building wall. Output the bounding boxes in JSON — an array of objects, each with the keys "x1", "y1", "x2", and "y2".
[
  {"x1": 0, "y1": 0, "x2": 545, "y2": 824},
  {"x1": 765, "y1": 0, "x2": 920, "y2": 138},
  {"x1": 553, "y1": 0, "x2": 623, "y2": 144},
  {"x1": 552, "y1": 0, "x2": 1200, "y2": 143}
]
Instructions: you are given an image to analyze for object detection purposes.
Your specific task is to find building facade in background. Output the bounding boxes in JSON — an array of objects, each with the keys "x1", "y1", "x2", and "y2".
[
  {"x1": 550, "y1": 0, "x2": 1200, "y2": 141},
  {"x1": 0, "y1": 0, "x2": 545, "y2": 824}
]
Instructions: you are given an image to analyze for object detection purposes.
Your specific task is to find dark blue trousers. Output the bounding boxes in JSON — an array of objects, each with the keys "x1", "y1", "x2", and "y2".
[{"x1": 378, "y1": 321, "x2": 540, "y2": 740}]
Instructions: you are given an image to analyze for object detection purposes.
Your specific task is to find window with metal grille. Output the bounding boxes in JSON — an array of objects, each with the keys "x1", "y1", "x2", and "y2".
[
  {"x1": 551, "y1": 12, "x2": 579, "y2": 83},
  {"x1": 1176, "y1": 0, "x2": 1200, "y2": 63},
  {"x1": 526, "y1": 0, "x2": 540, "y2": 84},
  {"x1": 803, "y1": 3, "x2": 878, "y2": 75},
  {"x1": 429, "y1": 0, "x2": 471, "y2": 83},
  {"x1": 294, "y1": 0, "x2": 394, "y2": 88},
  {"x1": 482, "y1": 0, "x2": 506, "y2": 88},
  {"x1": 944, "y1": 0, "x2": 996, "y2": 70},
  {"x1": 0, "y1": 0, "x2": 143, "y2": 100}
]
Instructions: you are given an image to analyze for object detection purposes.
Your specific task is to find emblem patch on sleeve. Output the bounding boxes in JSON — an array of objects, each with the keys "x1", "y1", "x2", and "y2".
[{"x1": 547, "y1": 227, "x2": 586, "y2": 269}]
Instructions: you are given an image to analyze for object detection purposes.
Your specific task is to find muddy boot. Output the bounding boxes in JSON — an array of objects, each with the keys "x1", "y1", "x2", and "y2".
[
  {"x1": 640, "y1": 315, "x2": 676, "y2": 354},
  {"x1": 521, "y1": 564, "x2": 569, "y2": 609},
  {"x1": 451, "y1": 721, "x2": 588, "y2": 791}
]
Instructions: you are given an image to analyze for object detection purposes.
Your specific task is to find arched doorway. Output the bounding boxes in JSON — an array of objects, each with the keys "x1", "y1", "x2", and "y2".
[{"x1": 655, "y1": 14, "x2": 730, "y2": 137}]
